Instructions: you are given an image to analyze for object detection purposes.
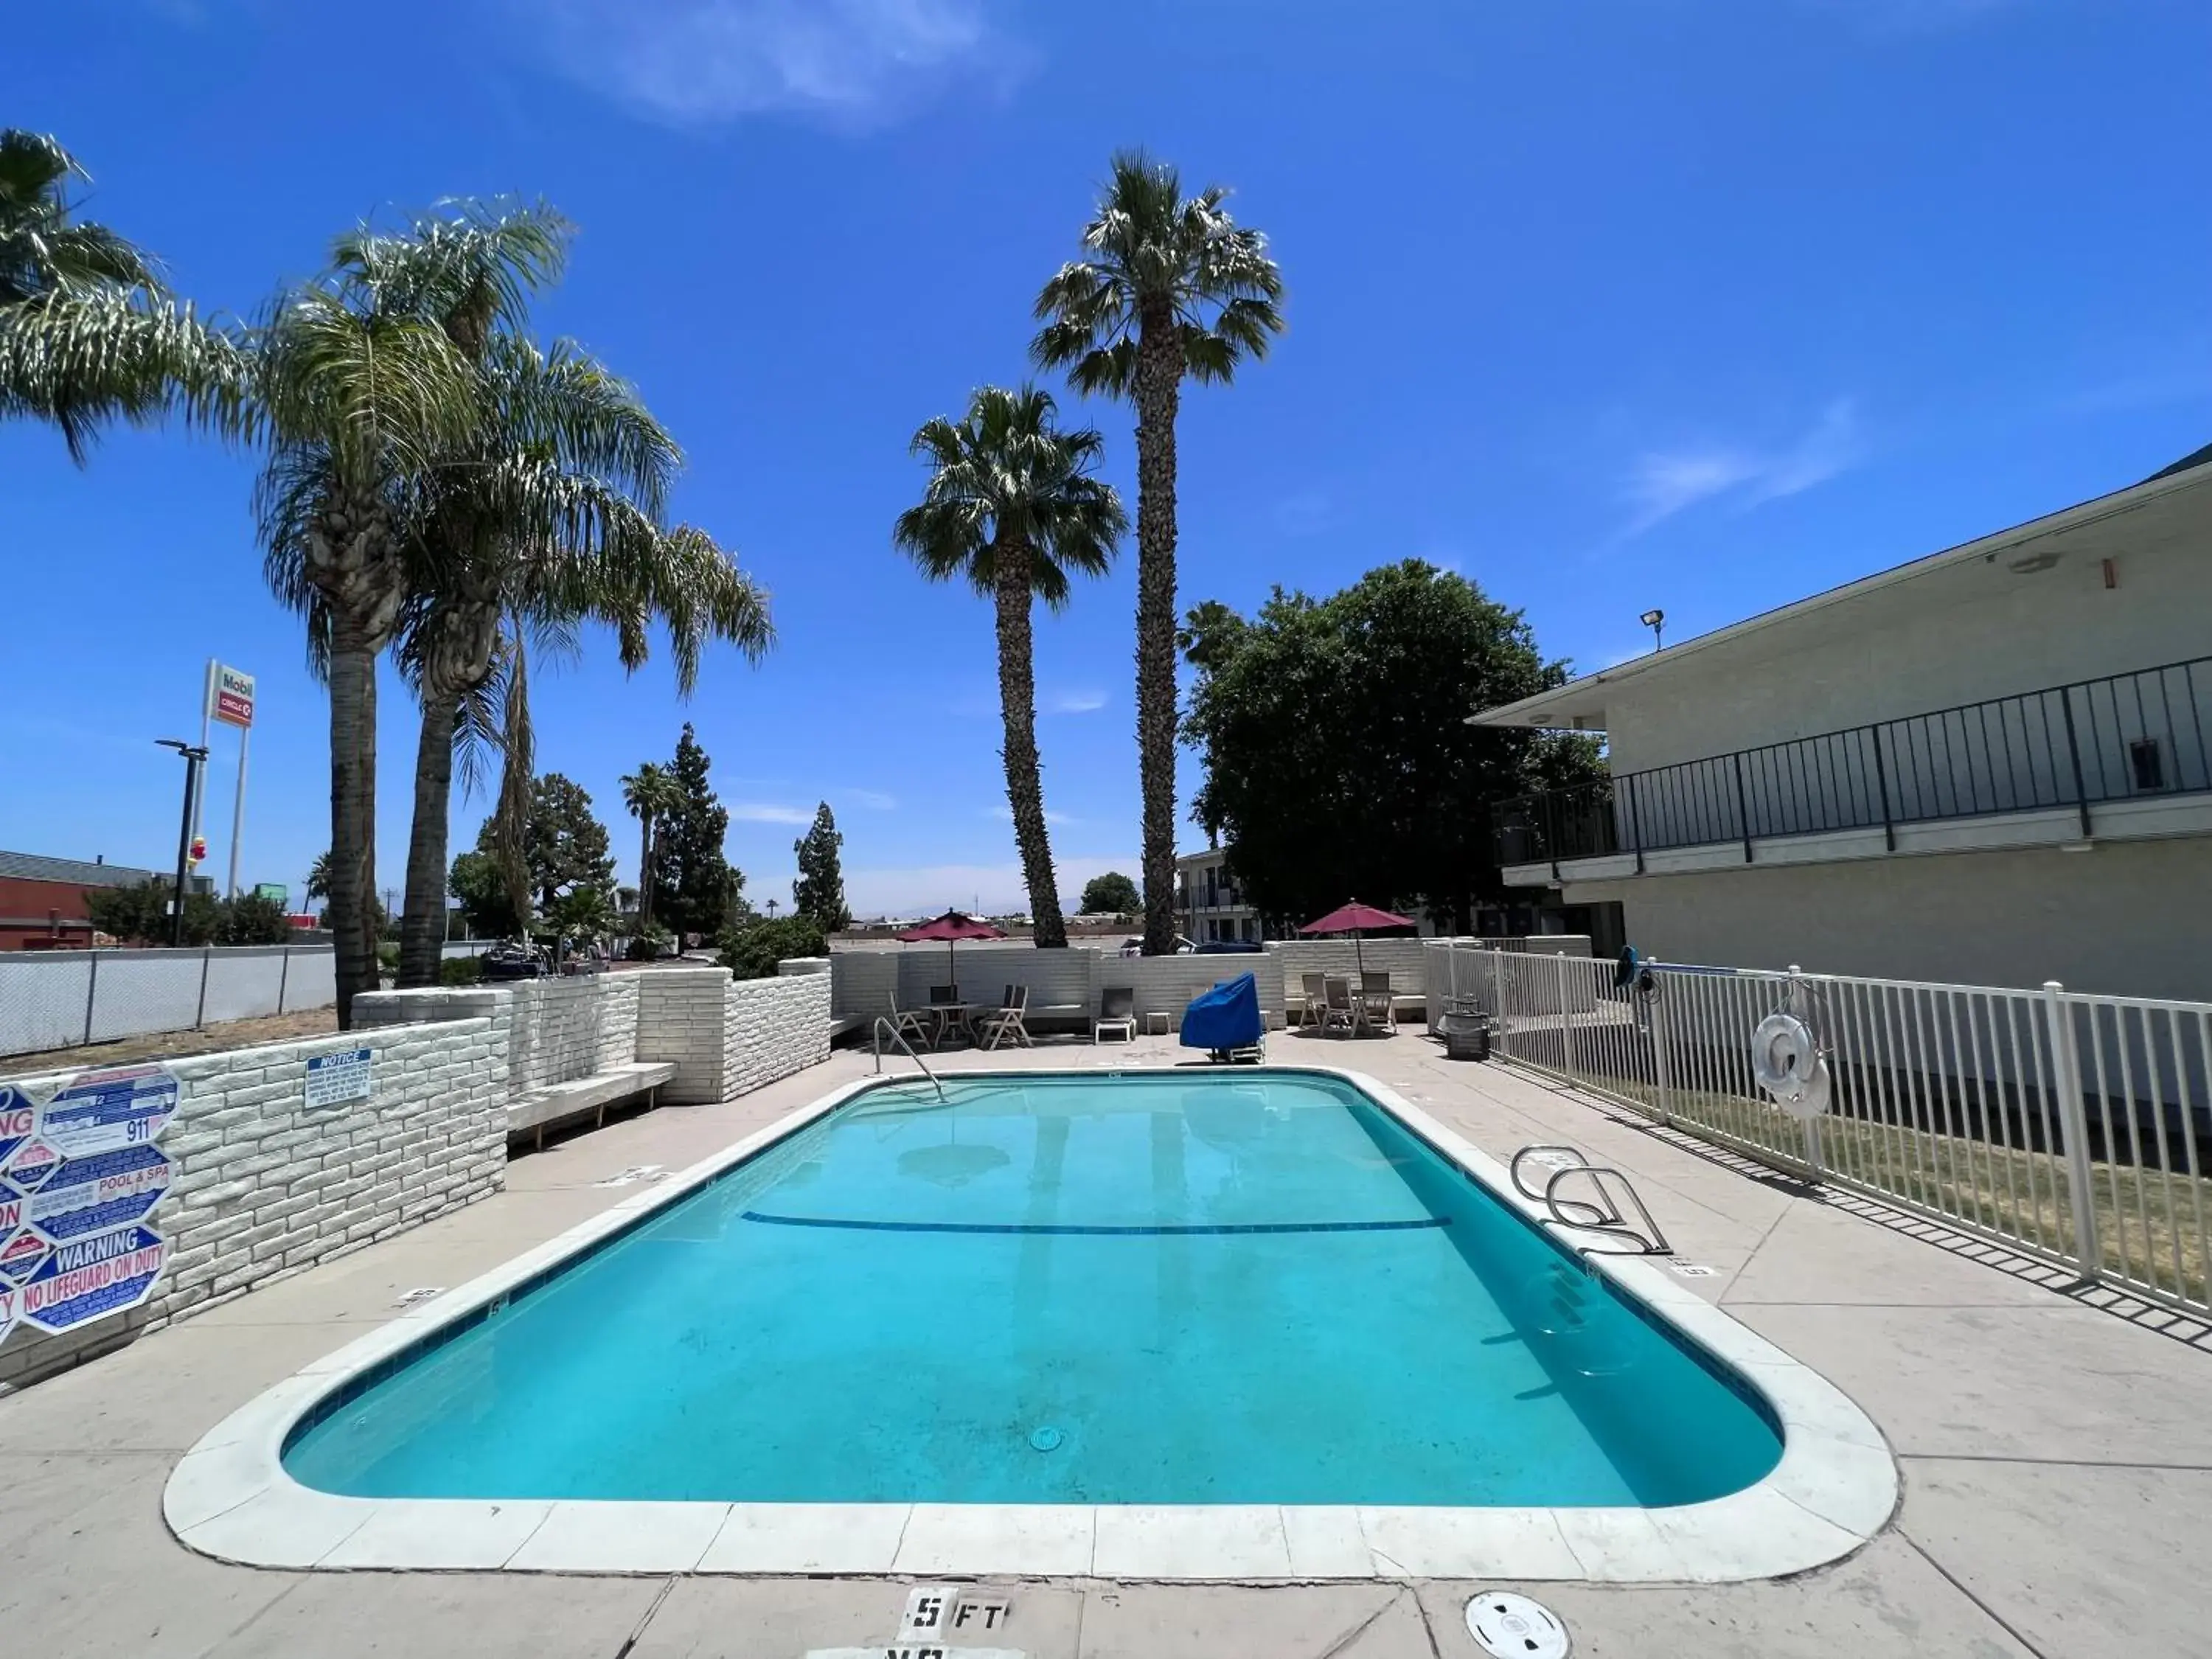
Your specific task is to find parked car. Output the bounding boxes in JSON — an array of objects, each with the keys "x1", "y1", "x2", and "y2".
[{"x1": 479, "y1": 942, "x2": 550, "y2": 981}]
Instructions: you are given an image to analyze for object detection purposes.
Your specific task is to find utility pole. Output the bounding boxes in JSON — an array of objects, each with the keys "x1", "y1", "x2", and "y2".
[{"x1": 157, "y1": 739, "x2": 209, "y2": 946}]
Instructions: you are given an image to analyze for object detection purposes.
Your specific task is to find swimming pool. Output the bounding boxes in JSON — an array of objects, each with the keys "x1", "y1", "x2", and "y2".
[{"x1": 167, "y1": 1066, "x2": 1896, "y2": 1580}]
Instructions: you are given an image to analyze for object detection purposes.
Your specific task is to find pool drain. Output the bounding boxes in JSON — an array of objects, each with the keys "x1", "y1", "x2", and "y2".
[
  {"x1": 1028, "y1": 1425, "x2": 1063, "y2": 1452},
  {"x1": 1465, "y1": 1593, "x2": 1570, "y2": 1659}
]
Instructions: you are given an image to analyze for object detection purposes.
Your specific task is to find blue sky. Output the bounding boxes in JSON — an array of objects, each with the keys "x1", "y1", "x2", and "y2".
[{"x1": 4, "y1": 0, "x2": 2208, "y2": 918}]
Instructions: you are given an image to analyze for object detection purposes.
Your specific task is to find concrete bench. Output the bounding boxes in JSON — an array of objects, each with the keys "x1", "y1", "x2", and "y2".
[{"x1": 508, "y1": 1061, "x2": 680, "y2": 1149}]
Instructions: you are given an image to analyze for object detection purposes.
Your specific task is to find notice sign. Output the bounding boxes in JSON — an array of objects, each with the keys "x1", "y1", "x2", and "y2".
[
  {"x1": 5, "y1": 1138, "x2": 60, "y2": 1194},
  {"x1": 39, "y1": 1066, "x2": 181, "y2": 1157},
  {"x1": 305, "y1": 1048, "x2": 372, "y2": 1111},
  {"x1": 212, "y1": 662, "x2": 255, "y2": 728},
  {"x1": 27, "y1": 1144, "x2": 174, "y2": 1243},
  {"x1": 21, "y1": 1224, "x2": 167, "y2": 1334}
]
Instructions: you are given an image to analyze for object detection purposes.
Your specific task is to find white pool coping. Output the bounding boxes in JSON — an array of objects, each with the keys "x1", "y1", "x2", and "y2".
[{"x1": 163, "y1": 1065, "x2": 1898, "y2": 1582}]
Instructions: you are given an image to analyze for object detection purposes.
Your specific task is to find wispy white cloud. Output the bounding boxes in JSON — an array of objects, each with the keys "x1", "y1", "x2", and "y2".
[
  {"x1": 1046, "y1": 689, "x2": 1108, "y2": 715},
  {"x1": 1621, "y1": 400, "x2": 1862, "y2": 538},
  {"x1": 837, "y1": 787, "x2": 899, "y2": 810},
  {"x1": 987, "y1": 804, "x2": 1075, "y2": 827},
  {"x1": 526, "y1": 0, "x2": 1015, "y2": 126},
  {"x1": 727, "y1": 801, "x2": 815, "y2": 825}
]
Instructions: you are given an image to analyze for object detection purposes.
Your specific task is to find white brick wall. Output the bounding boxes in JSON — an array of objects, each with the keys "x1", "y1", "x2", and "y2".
[
  {"x1": 0, "y1": 1018, "x2": 508, "y2": 1389},
  {"x1": 354, "y1": 975, "x2": 639, "y2": 1096},
  {"x1": 635, "y1": 967, "x2": 737, "y2": 1104},
  {"x1": 723, "y1": 972, "x2": 832, "y2": 1097}
]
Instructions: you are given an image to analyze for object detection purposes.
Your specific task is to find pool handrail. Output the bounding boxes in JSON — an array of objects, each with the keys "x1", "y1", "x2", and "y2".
[{"x1": 871, "y1": 1014, "x2": 947, "y2": 1102}]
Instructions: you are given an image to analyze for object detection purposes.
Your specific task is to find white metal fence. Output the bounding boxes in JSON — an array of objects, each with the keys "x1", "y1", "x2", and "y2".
[
  {"x1": 1441, "y1": 944, "x2": 2212, "y2": 1320},
  {"x1": 0, "y1": 945, "x2": 337, "y2": 1058}
]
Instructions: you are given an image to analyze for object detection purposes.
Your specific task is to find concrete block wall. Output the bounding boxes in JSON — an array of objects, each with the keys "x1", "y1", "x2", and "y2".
[
  {"x1": 0, "y1": 1018, "x2": 507, "y2": 1389},
  {"x1": 635, "y1": 967, "x2": 737, "y2": 1103},
  {"x1": 724, "y1": 972, "x2": 832, "y2": 1097},
  {"x1": 504, "y1": 975, "x2": 641, "y2": 1093}
]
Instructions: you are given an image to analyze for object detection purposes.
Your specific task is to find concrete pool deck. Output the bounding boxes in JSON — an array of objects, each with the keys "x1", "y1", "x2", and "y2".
[{"x1": 3, "y1": 1032, "x2": 2207, "y2": 1656}]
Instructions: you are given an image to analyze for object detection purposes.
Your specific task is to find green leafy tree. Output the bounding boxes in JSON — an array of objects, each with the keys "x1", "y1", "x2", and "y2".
[
  {"x1": 448, "y1": 847, "x2": 521, "y2": 938},
  {"x1": 620, "y1": 761, "x2": 681, "y2": 931},
  {"x1": 895, "y1": 385, "x2": 1124, "y2": 948},
  {"x1": 523, "y1": 773, "x2": 615, "y2": 912},
  {"x1": 718, "y1": 914, "x2": 826, "y2": 981},
  {"x1": 1180, "y1": 560, "x2": 1601, "y2": 932},
  {"x1": 649, "y1": 723, "x2": 738, "y2": 939},
  {"x1": 0, "y1": 129, "x2": 246, "y2": 461},
  {"x1": 385, "y1": 204, "x2": 771, "y2": 988},
  {"x1": 216, "y1": 891, "x2": 291, "y2": 945},
  {"x1": 1078, "y1": 871, "x2": 1141, "y2": 914},
  {"x1": 1032, "y1": 151, "x2": 1284, "y2": 956},
  {"x1": 790, "y1": 802, "x2": 851, "y2": 933}
]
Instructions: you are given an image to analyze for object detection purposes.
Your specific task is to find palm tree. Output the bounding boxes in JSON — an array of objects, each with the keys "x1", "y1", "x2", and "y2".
[
  {"x1": 378, "y1": 206, "x2": 773, "y2": 987},
  {"x1": 0, "y1": 128, "x2": 246, "y2": 458},
  {"x1": 253, "y1": 209, "x2": 540, "y2": 1023},
  {"x1": 1032, "y1": 151, "x2": 1284, "y2": 955},
  {"x1": 895, "y1": 385, "x2": 1124, "y2": 948},
  {"x1": 621, "y1": 762, "x2": 680, "y2": 931}
]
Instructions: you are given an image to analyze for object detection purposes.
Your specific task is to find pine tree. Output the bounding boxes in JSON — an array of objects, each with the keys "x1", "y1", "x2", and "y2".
[
  {"x1": 791, "y1": 802, "x2": 851, "y2": 932},
  {"x1": 648, "y1": 724, "x2": 738, "y2": 939}
]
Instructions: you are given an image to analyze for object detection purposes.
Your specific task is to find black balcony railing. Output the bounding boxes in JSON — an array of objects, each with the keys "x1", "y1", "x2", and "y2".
[{"x1": 1492, "y1": 655, "x2": 2212, "y2": 872}]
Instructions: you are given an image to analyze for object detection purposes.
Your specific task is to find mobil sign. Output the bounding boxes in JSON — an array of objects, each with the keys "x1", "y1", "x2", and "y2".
[
  {"x1": 212, "y1": 661, "x2": 255, "y2": 728},
  {"x1": 21, "y1": 1224, "x2": 167, "y2": 1334},
  {"x1": 26, "y1": 1143, "x2": 173, "y2": 1243}
]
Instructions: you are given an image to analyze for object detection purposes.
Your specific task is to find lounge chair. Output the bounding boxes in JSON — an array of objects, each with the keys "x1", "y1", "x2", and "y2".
[
  {"x1": 1095, "y1": 985, "x2": 1136, "y2": 1043},
  {"x1": 1321, "y1": 976, "x2": 1359, "y2": 1037},
  {"x1": 1360, "y1": 970, "x2": 1397, "y2": 1033},
  {"x1": 1299, "y1": 971, "x2": 1329, "y2": 1029},
  {"x1": 976, "y1": 984, "x2": 1032, "y2": 1051}
]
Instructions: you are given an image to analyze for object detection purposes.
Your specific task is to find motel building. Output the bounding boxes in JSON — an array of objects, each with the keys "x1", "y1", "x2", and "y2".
[{"x1": 1471, "y1": 448, "x2": 2212, "y2": 1002}]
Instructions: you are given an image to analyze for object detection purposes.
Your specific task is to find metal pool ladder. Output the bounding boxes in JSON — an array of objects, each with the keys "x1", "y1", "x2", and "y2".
[
  {"x1": 872, "y1": 1016, "x2": 947, "y2": 1102},
  {"x1": 1510, "y1": 1144, "x2": 1672, "y2": 1258}
]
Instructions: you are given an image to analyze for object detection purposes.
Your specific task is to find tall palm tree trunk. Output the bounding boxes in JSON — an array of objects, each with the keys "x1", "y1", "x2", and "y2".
[
  {"x1": 1133, "y1": 316, "x2": 1183, "y2": 955},
  {"x1": 636, "y1": 818, "x2": 655, "y2": 931},
  {"x1": 397, "y1": 690, "x2": 459, "y2": 987},
  {"x1": 994, "y1": 533, "x2": 1068, "y2": 947},
  {"x1": 327, "y1": 619, "x2": 380, "y2": 1027}
]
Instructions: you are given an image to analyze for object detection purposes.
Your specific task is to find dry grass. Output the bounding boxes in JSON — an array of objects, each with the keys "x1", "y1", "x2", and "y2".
[{"x1": 1, "y1": 1006, "x2": 339, "y2": 1077}]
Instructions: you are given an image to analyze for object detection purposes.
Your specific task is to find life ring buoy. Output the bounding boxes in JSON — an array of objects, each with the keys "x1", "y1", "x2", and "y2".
[{"x1": 1751, "y1": 1012, "x2": 1831, "y2": 1121}]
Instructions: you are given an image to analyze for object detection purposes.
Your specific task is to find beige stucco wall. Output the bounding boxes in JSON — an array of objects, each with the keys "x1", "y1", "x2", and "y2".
[
  {"x1": 1601, "y1": 480, "x2": 2212, "y2": 773},
  {"x1": 1571, "y1": 835, "x2": 2212, "y2": 1001}
]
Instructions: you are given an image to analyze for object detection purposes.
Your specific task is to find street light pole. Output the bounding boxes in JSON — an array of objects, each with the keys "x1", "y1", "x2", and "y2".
[{"x1": 157, "y1": 739, "x2": 210, "y2": 947}]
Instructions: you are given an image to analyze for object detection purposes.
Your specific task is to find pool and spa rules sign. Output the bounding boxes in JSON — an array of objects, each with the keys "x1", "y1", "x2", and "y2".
[{"x1": 0, "y1": 1065, "x2": 178, "y2": 1348}]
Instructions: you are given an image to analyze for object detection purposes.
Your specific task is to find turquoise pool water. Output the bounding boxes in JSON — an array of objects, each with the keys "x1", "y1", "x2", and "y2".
[{"x1": 284, "y1": 1072, "x2": 1782, "y2": 1507}]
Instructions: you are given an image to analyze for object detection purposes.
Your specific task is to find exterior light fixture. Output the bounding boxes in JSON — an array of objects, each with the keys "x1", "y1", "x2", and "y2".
[{"x1": 1640, "y1": 608, "x2": 1665, "y2": 652}]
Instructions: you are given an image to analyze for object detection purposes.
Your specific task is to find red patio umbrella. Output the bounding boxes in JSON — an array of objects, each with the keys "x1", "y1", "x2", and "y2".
[
  {"x1": 895, "y1": 909, "x2": 1008, "y2": 992},
  {"x1": 1298, "y1": 900, "x2": 1418, "y2": 973}
]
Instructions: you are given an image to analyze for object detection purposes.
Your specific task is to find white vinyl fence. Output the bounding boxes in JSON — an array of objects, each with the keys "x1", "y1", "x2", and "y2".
[
  {"x1": 0, "y1": 945, "x2": 337, "y2": 1058},
  {"x1": 1440, "y1": 943, "x2": 2212, "y2": 1320}
]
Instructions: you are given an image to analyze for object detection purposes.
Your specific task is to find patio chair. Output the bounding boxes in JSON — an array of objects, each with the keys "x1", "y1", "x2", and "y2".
[
  {"x1": 1095, "y1": 985, "x2": 1136, "y2": 1044},
  {"x1": 1299, "y1": 971, "x2": 1329, "y2": 1029},
  {"x1": 1321, "y1": 975, "x2": 1359, "y2": 1037},
  {"x1": 1360, "y1": 970, "x2": 1397, "y2": 1034},
  {"x1": 976, "y1": 984, "x2": 1032, "y2": 1051},
  {"x1": 885, "y1": 992, "x2": 933, "y2": 1051}
]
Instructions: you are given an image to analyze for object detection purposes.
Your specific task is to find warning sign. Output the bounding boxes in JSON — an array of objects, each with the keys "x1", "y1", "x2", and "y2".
[
  {"x1": 0, "y1": 1226, "x2": 48, "y2": 1287},
  {"x1": 0, "y1": 1088, "x2": 37, "y2": 1166},
  {"x1": 21, "y1": 1224, "x2": 167, "y2": 1334},
  {"x1": 4, "y1": 1138, "x2": 60, "y2": 1194}
]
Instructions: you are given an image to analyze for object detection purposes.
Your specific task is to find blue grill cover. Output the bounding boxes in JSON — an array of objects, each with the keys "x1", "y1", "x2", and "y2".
[{"x1": 1180, "y1": 972, "x2": 1263, "y2": 1053}]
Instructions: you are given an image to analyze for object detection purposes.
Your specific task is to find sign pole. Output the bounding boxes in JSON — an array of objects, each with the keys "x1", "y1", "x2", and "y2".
[
  {"x1": 192, "y1": 659, "x2": 215, "y2": 845},
  {"x1": 226, "y1": 723, "x2": 249, "y2": 900}
]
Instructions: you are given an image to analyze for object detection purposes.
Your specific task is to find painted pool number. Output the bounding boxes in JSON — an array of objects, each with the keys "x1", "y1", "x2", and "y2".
[{"x1": 893, "y1": 1585, "x2": 1014, "y2": 1653}]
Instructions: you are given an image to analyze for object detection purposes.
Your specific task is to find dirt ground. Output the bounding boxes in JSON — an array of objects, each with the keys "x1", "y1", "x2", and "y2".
[{"x1": 4, "y1": 1006, "x2": 340, "y2": 1076}]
